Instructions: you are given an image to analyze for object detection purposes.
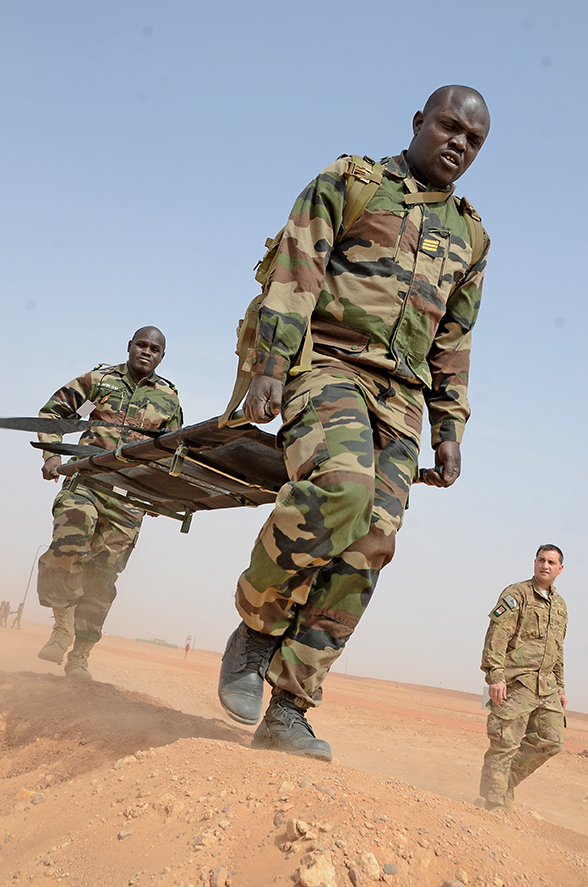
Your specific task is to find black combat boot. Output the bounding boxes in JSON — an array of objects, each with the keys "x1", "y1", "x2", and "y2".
[
  {"x1": 218, "y1": 622, "x2": 281, "y2": 725},
  {"x1": 252, "y1": 694, "x2": 332, "y2": 761}
]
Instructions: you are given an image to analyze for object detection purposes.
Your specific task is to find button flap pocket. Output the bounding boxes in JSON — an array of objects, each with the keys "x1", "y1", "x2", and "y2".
[{"x1": 311, "y1": 317, "x2": 370, "y2": 355}]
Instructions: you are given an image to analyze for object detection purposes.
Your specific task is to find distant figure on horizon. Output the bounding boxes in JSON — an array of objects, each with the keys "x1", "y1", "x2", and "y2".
[
  {"x1": 36, "y1": 327, "x2": 182, "y2": 680},
  {"x1": 479, "y1": 545, "x2": 568, "y2": 813},
  {"x1": 0, "y1": 601, "x2": 10, "y2": 627},
  {"x1": 10, "y1": 603, "x2": 23, "y2": 630},
  {"x1": 184, "y1": 641, "x2": 190, "y2": 660},
  {"x1": 217, "y1": 84, "x2": 491, "y2": 761}
]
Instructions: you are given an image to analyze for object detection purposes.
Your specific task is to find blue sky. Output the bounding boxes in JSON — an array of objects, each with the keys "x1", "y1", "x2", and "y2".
[{"x1": 2, "y1": 1, "x2": 587, "y2": 709}]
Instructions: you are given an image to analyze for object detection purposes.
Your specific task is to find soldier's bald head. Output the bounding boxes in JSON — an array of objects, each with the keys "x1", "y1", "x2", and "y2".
[
  {"x1": 131, "y1": 326, "x2": 166, "y2": 350},
  {"x1": 423, "y1": 85, "x2": 490, "y2": 132}
]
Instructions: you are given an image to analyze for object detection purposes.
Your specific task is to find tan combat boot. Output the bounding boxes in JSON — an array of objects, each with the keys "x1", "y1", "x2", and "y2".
[
  {"x1": 37, "y1": 607, "x2": 75, "y2": 664},
  {"x1": 64, "y1": 636, "x2": 95, "y2": 680}
]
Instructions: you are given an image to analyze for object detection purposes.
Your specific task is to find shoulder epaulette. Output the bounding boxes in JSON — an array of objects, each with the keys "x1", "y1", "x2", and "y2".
[
  {"x1": 157, "y1": 375, "x2": 179, "y2": 395},
  {"x1": 457, "y1": 195, "x2": 482, "y2": 222},
  {"x1": 92, "y1": 363, "x2": 110, "y2": 371}
]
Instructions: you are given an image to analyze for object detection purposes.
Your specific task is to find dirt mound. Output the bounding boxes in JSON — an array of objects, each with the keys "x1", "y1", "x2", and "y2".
[
  {"x1": 1, "y1": 627, "x2": 588, "y2": 886},
  {"x1": 0, "y1": 670, "x2": 247, "y2": 796}
]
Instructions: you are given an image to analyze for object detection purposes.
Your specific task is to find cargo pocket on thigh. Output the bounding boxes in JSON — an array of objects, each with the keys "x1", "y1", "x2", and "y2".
[{"x1": 277, "y1": 391, "x2": 330, "y2": 482}]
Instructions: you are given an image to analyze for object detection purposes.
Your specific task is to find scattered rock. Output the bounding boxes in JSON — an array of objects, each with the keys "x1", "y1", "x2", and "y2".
[
  {"x1": 348, "y1": 867, "x2": 361, "y2": 885},
  {"x1": 118, "y1": 829, "x2": 133, "y2": 840},
  {"x1": 31, "y1": 793, "x2": 47, "y2": 805},
  {"x1": 286, "y1": 818, "x2": 310, "y2": 841},
  {"x1": 456, "y1": 869, "x2": 469, "y2": 885},
  {"x1": 298, "y1": 851, "x2": 337, "y2": 887},
  {"x1": 157, "y1": 793, "x2": 185, "y2": 817},
  {"x1": 113, "y1": 756, "x2": 137, "y2": 770},
  {"x1": 210, "y1": 867, "x2": 228, "y2": 887},
  {"x1": 383, "y1": 864, "x2": 397, "y2": 875},
  {"x1": 358, "y1": 851, "x2": 380, "y2": 881},
  {"x1": 315, "y1": 784, "x2": 337, "y2": 799},
  {"x1": 14, "y1": 788, "x2": 34, "y2": 801}
]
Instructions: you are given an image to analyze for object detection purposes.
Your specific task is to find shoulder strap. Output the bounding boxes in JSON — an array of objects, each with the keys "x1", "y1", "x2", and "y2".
[
  {"x1": 219, "y1": 155, "x2": 385, "y2": 426},
  {"x1": 341, "y1": 156, "x2": 384, "y2": 238},
  {"x1": 457, "y1": 195, "x2": 485, "y2": 269}
]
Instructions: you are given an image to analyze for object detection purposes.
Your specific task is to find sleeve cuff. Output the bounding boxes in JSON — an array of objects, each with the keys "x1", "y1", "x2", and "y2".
[
  {"x1": 431, "y1": 420, "x2": 465, "y2": 448},
  {"x1": 486, "y1": 669, "x2": 506, "y2": 685},
  {"x1": 249, "y1": 350, "x2": 289, "y2": 383}
]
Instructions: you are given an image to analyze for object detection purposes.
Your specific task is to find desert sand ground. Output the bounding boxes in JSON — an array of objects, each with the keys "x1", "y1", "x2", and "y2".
[{"x1": 1, "y1": 623, "x2": 587, "y2": 887}]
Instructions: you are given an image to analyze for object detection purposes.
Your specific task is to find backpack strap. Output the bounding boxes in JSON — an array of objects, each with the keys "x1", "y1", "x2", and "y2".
[
  {"x1": 218, "y1": 292, "x2": 265, "y2": 427},
  {"x1": 457, "y1": 195, "x2": 485, "y2": 269},
  {"x1": 219, "y1": 155, "x2": 385, "y2": 426},
  {"x1": 341, "y1": 156, "x2": 384, "y2": 237},
  {"x1": 289, "y1": 156, "x2": 383, "y2": 379},
  {"x1": 403, "y1": 186, "x2": 456, "y2": 205}
]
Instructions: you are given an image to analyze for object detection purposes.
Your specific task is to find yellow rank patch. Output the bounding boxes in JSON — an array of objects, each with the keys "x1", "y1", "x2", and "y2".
[{"x1": 421, "y1": 238, "x2": 439, "y2": 253}]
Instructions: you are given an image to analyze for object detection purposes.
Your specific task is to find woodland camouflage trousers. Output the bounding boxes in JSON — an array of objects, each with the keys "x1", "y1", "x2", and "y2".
[
  {"x1": 236, "y1": 366, "x2": 420, "y2": 708},
  {"x1": 479, "y1": 682, "x2": 564, "y2": 805},
  {"x1": 37, "y1": 482, "x2": 144, "y2": 643}
]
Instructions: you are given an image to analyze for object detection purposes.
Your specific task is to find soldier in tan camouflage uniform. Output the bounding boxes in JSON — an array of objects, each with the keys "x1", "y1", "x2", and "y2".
[
  {"x1": 479, "y1": 545, "x2": 568, "y2": 812},
  {"x1": 37, "y1": 327, "x2": 182, "y2": 680},
  {"x1": 218, "y1": 85, "x2": 491, "y2": 759}
]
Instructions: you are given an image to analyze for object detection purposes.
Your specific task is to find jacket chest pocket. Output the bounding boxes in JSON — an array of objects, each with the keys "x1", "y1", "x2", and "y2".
[
  {"x1": 524, "y1": 606, "x2": 548, "y2": 638},
  {"x1": 417, "y1": 226, "x2": 451, "y2": 290},
  {"x1": 93, "y1": 392, "x2": 125, "y2": 417}
]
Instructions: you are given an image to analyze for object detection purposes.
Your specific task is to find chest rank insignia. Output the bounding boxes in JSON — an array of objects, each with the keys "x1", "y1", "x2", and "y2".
[
  {"x1": 493, "y1": 604, "x2": 507, "y2": 618},
  {"x1": 421, "y1": 237, "x2": 440, "y2": 256}
]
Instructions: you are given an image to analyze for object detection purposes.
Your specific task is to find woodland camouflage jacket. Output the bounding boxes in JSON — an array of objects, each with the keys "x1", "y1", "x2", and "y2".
[
  {"x1": 38, "y1": 362, "x2": 182, "y2": 461},
  {"x1": 481, "y1": 579, "x2": 567, "y2": 696},
  {"x1": 250, "y1": 153, "x2": 490, "y2": 446}
]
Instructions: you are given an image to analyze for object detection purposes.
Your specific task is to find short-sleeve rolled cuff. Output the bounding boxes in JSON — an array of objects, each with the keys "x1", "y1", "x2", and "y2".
[{"x1": 249, "y1": 350, "x2": 289, "y2": 384}]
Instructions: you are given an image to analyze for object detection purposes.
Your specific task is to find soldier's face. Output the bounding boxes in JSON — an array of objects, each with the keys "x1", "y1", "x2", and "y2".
[
  {"x1": 127, "y1": 330, "x2": 165, "y2": 380},
  {"x1": 534, "y1": 550, "x2": 563, "y2": 589},
  {"x1": 405, "y1": 92, "x2": 490, "y2": 188}
]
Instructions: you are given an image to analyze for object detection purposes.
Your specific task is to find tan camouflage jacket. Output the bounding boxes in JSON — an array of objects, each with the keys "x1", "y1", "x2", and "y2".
[
  {"x1": 251, "y1": 153, "x2": 489, "y2": 446},
  {"x1": 481, "y1": 579, "x2": 567, "y2": 696},
  {"x1": 38, "y1": 363, "x2": 182, "y2": 461}
]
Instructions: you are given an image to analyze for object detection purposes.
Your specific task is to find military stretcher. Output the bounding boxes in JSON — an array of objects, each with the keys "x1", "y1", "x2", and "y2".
[
  {"x1": 0, "y1": 415, "x2": 287, "y2": 533},
  {"x1": 1, "y1": 411, "x2": 433, "y2": 533}
]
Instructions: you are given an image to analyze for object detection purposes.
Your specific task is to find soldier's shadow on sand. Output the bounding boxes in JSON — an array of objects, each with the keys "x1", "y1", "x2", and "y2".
[{"x1": 0, "y1": 670, "x2": 250, "y2": 776}]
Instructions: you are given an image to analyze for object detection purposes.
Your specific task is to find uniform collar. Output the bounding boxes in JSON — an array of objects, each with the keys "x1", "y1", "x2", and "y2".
[
  {"x1": 531, "y1": 577, "x2": 552, "y2": 601},
  {"x1": 384, "y1": 152, "x2": 455, "y2": 195},
  {"x1": 121, "y1": 362, "x2": 159, "y2": 387}
]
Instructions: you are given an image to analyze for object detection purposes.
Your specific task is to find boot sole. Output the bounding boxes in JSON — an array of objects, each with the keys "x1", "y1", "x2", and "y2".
[
  {"x1": 251, "y1": 735, "x2": 332, "y2": 762},
  {"x1": 38, "y1": 649, "x2": 65, "y2": 665},
  {"x1": 64, "y1": 670, "x2": 93, "y2": 681}
]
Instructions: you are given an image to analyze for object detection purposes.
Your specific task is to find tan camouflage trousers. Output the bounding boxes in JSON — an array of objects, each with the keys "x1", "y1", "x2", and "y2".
[
  {"x1": 236, "y1": 366, "x2": 421, "y2": 708},
  {"x1": 479, "y1": 682, "x2": 564, "y2": 805},
  {"x1": 37, "y1": 482, "x2": 144, "y2": 643}
]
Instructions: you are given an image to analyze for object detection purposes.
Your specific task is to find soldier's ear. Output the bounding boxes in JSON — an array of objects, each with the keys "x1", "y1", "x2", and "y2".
[
  {"x1": 412, "y1": 111, "x2": 424, "y2": 136},
  {"x1": 127, "y1": 340, "x2": 132, "y2": 353}
]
